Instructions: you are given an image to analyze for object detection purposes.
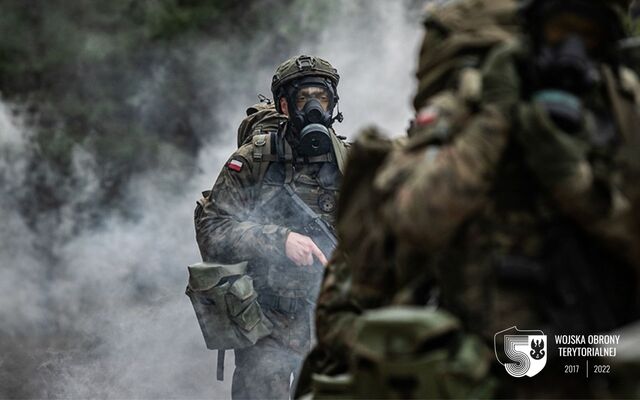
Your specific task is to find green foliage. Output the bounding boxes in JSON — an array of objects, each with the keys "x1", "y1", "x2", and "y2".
[{"x1": 0, "y1": 0, "x2": 337, "y2": 217}]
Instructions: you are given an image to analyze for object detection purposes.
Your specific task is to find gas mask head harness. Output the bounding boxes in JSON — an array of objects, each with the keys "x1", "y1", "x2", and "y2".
[{"x1": 271, "y1": 55, "x2": 342, "y2": 157}]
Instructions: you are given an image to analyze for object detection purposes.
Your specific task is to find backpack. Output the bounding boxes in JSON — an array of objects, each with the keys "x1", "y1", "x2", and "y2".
[{"x1": 236, "y1": 100, "x2": 288, "y2": 148}]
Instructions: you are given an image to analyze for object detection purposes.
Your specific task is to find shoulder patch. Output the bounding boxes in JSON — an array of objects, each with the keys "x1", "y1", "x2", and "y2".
[
  {"x1": 416, "y1": 106, "x2": 440, "y2": 127},
  {"x1": 227, "y1": 159, "x2": 244, "y2": 172}
]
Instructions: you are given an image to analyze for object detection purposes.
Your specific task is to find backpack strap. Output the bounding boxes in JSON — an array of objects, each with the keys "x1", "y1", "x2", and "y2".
[
  {"x1": 252, "y1": 133, "x2": 274, "y2": 183},
  {"x1": 251, "y1": 131, "x2": 295, "y2": 184},
  {"x1": 253, "y1": 130, "x2": 346, "y2": 183},
  {"x1": 283, "y1": 137, "x2": 294, "y2": 184},
  {"x1": 295, "y1": 153, "x2": 334, "y2": 164},
  {"x1": 330, "y1": 130, "x2": 350, "y2": 175},
  {"x1": 602, "y1": 65, "x2": 640, "y2": 144}
]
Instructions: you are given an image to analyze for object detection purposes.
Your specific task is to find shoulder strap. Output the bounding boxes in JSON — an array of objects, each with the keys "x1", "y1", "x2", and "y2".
[
  {"x1": 253, "y1": 129, "x2": 346, "y2": 182},
  {"x1": 217, "y1": 350, "x2": 225, "y2": 381},
  {"x1": 602, "y1": 65, "x2": 640, "y2": 144},
  {"x1": 330, "y1": 130, "x2": 350, "y2": 175},
  {"x1": 252, "y1": 133, "x2": 273, "y2": 183},
  {"x1": 251, "y1": 131, "x2": 295, "y2": 184}
]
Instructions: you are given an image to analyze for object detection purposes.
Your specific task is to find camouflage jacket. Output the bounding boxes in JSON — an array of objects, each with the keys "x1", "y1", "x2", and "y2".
[
  {"x1": 299, "y1": 0, "x2": 522, "y2": 382},
  {"x1": 301, "y1": 41, "x2": 640, "y2": 395},
  {"x1": 377, "y1": 40, "x2": 640, "y2": 339},
  {"x1": 196, "y1": 127, "x2": 346, "y2": 300}
]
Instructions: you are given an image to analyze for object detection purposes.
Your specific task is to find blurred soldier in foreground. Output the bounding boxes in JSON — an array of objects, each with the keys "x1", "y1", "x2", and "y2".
[
  {"x1": 193, "y1": 55, "x2": 348, "y2": 399},
  {"x1": 298, "y1": 0, "x2": 640, "y2": 398}
]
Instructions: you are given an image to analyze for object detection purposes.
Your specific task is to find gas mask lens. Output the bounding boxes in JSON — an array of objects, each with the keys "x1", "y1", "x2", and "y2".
[{"x1": 295, "y1": 86, "x2": 330, "y2": 111}]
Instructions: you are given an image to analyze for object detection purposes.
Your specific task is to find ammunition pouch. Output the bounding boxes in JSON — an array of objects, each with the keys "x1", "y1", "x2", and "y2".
[
  {"x1": 186, "y1": 262, "x2": 273, "y2": 350},
  {"x1": 311, "y1": 307, "x2": 495, "y2": 399}
]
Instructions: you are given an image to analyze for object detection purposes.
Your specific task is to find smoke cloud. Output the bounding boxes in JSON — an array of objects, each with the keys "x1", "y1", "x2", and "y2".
[{"x1": 0, "y1": 1, "x2": 424, "y2": 398}]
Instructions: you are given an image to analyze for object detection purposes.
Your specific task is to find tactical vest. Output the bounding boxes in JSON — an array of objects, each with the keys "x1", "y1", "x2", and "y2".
[{"x1": 247, "y1": 127, "x2": 347, "y2": 300}]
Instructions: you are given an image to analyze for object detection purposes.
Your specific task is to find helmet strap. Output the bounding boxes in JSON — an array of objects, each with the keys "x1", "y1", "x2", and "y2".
[{"x1": 332, "y1": 102, "x2": 344, "y2": 124}]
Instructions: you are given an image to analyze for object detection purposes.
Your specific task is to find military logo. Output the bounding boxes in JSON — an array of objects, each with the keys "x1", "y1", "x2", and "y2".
[{"x1": 494, "y1": 326, "x2": 547, "y2": 378}]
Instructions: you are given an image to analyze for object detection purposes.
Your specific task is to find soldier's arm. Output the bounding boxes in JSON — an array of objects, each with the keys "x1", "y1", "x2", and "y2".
[
  {"x1": 374, "y1": 44, "x2": 516, "y2": 251},
  {"x1": 196, "y1": 151, "x2": 290, "y2": 263},
  {"x1": 314, "y1": 250, "x2": 362, "y2": 361},
  {"x1": 377, "y1": 109, "x2": 509, "y2": 251},
  {"x1": 515, "y1": 102, "x2": 640, "y2": 266}
]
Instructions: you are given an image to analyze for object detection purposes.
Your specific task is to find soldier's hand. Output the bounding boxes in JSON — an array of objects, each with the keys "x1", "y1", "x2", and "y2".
[{"x1": 285, "y1": 232, "x2": 328, "y2": 267}]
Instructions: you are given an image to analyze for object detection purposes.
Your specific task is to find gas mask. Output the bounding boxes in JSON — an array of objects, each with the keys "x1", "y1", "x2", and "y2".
[
  {"x1": 535, "y1": 34, "x2": 600, "y2": 96},
  {"x1": 285, "y1": 78, "x2": 338, "y2": 157},
  {"x1": 531, "y1": 7, "x2": 609, "y2": 133}
]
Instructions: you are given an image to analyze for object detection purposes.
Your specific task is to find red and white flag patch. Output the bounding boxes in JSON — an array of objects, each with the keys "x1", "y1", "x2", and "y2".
[
  {"x1": 415, "y1": 106, "x2": 439, "y2": 127},
  {"x1": 227, "y1": 159, "x2": 243, "y2": 172}
]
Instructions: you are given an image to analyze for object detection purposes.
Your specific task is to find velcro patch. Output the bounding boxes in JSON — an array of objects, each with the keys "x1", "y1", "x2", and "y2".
[{"x1": 227, "y1": 159, "x2": 243, "y2": 172}]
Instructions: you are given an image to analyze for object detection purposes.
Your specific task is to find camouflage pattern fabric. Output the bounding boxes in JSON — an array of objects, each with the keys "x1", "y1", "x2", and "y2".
[
  {"x1": 296, "y1": 1, "x2": 521, "y2": 393},
  {"x1": 413, "y1": 0, "x2": 519, "y2": 110},
  {"x1": 196, "y1": 124, "x2": 344, "y2": 399},
  {"x1": 375, "y1": 31, "x2": 640, "y2": 400},
  {"x1": 196, "y1": 141, "x2": 291, "y2": 268},
  {"x1": 298, "y1": 0, "x2": 640, "y2": 398},
  {"x1": 232, "y1": 308, "x2": 311, "y2": 399}
]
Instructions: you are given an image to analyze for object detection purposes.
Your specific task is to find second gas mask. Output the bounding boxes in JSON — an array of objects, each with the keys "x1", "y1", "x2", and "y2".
[
  {"x1": 535, "y1": 34, "x2": 600, "y2": 96},
  {"x1": 285, "y1": 78, "x2": 338, "y2": 157}
]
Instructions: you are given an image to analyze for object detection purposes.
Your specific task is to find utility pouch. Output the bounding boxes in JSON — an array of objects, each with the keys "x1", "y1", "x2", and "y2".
[
  {"x1": 342, "y1": 306, "x2": 495, "y2": 399},
  {"x1": 186, "y1": 262, "x2": 272, "y2": 350}
]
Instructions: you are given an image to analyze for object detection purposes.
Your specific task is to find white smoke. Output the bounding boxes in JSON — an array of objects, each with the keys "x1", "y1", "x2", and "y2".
[
  {"x1": 0, "y1": 1, "x2": 424, "y2": 398},
  {"x1": 0, "y1": 101, "x2": 43, "y2": 331},
  {"x1": 312, "y1": 0, "x2": 423, "y2": 137}
]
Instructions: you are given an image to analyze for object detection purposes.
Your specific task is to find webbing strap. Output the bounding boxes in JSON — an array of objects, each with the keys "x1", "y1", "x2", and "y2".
[
  {"x1": 252, "y1": 133, "x2": 273, "y2": 183},
  {"x1": 216, "y1": 350, "x2": 225, "y2": 381},
  {"x1": 295, "y1": 153, "x2": 333, "y2": 164},
  {"x1": 330, "y1": 130, "x2": 349, "y2": 175},
  {"x1": 284, "y1": 140, "x2": 294, "y2": 184},
  {"x1": 602, "y1": 65, "x2": 640, "y2": 144}
]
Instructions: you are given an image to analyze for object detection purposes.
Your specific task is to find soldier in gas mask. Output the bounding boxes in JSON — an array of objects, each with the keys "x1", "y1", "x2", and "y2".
[
  {"x1": 194, "y1": 55, "x2": 348, "y2": 399},
  {"x1": 369, "y1": 0, "x2": 640, "y2": 397},
  {"x1": 295, "y1": 0, "x2": 640, "y2": 398}
]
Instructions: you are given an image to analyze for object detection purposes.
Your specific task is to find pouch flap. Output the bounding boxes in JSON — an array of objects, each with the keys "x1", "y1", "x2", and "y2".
[
  {"x1": 234, "y1": 302, "x2": 262, "y2": 332},
  {"x1": 228, "y1": 275, "x2": 255, "y2": 301},
  {"x1": 187, "y1": 261, "x2": 248, "y2": 291}
]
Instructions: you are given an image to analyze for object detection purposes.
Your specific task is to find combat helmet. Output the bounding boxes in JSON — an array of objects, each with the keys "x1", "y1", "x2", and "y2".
[
  {"x1": 520, "y1": 0, "x2": 632, "y2": 40},
  {"x1": 270, "y1": 55, "x2": 343, "y2": 157},
  {"x1": 520, "y1": 0, "x2": 632, "y2": 12},
  {"x1": 271, "y1": 55, "x2": 340, "y2": 101}
]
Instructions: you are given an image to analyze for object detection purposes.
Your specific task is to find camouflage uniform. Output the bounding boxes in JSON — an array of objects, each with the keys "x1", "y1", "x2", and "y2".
[
  {"x1": 300, "y1": 0, "x2": 640, "y2": 398},
  {"x1": 297, "y1": 0, "x2": 521, "y2": 391},
  {"x1": 375, "y1": 1, "x2": 640, "y2": 397},
  {"x1": 196, "y1": 56, "x2": 346, "y2": 399}
]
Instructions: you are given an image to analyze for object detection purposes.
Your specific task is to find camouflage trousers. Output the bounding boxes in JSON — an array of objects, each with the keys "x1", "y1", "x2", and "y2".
[{"x1": 232, "y1": 304, "x2": 313, "y2": 400}]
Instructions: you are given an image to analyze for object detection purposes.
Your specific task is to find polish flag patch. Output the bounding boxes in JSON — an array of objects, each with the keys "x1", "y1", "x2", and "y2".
[
  {"x1": 227, "y1": 159, "x2": 243, "y2": 172},
  {"x1": 416, "y1": 106, "x2": 440, "y2": 127}
]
